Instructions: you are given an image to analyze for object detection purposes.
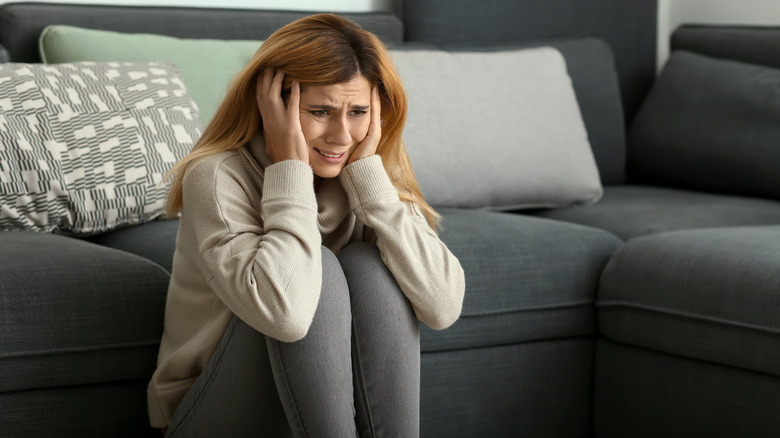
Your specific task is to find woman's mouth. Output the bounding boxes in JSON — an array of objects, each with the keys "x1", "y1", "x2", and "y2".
[{"x1": 314, "y1": 147, "x2": 347, "y2": 164}]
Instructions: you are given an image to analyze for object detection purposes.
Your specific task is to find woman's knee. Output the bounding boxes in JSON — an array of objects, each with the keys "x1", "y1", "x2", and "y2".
[
  {"x1": 316, "y1": 245, "x2": 351, "y2": 318},
  {"x1": 337, "y1": 243, "x2": 411, "y2": 310},
  {"x1": 336, "y1": 242, "x2": 389, "y2": 280}
]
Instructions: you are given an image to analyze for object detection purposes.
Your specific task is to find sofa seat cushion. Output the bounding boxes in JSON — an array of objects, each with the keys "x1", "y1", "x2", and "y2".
[
  {"x1": 86, "y1": 218, "x2": 180, "y2": 274},
  {"x1": 422, "y1": 208, "x2": 621, "y2": 352},
  {"x1": 598, "y1": 226, "x2": 780, "y2": 377},
  {"x1": 531, "y1": 185, "x2": 780, "y2": 240},
  {"x1": 0, "y1": 231, "x2": 169, "y2": 392}
]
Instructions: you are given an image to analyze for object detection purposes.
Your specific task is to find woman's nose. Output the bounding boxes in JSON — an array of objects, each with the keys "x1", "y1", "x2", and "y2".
[{"x1": 325, "y1": 115, "x2": 351, "y2": 146}]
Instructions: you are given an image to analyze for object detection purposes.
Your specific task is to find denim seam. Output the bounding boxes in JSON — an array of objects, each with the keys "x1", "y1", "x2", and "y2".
[
  {"x1": 272, "y1": 339, "x2": 309, "y2": 438},
  {"x1": 169, "y1": 316, "x2": 238, "y2": 437},
  {"x1": 351, "y1": 322, "x2": 376, "y2": 436}
]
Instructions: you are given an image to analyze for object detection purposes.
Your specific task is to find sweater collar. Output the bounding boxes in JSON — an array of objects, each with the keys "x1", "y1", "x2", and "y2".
[{"x1": 248, "y1": 133, "x2": 274, "y2": 170}]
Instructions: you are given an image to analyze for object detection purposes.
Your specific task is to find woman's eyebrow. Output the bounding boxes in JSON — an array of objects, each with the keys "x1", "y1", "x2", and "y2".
[{"x1": 303, "y1": 104, "x2": 370, "y2": 111}]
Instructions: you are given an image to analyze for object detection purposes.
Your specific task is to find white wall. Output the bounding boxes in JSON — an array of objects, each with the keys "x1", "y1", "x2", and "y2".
[
  {"x1": 0, "y1": 0, "x2": 394, "y2": 12},
  {"x1": 657, "y1": 0, "x2": 780, "y2": 71}
]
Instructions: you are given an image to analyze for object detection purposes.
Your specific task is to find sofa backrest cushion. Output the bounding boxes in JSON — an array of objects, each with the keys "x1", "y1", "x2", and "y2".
[
  {"x1": 628, "y1": 51, "x2": 780, "y2": 200},
  {"x1": 399, "y1": 0, "x2": 658, "y2": 126},
  {"x1": 0, "y1": 61, "x2": 202, "y2": 234},
  {"x1": 393, "y1": 46, "x2": 603, "y2": 210},
  {"x1": 39, "y1": 25, "x2": 261, "y2": 124},
  {"x1": 0, "y1": 2, "x2": 403, "y2": 62},
  {"x1": 432, "y1": 38, "x2": 626, "y2": 185},
  {"x1": 672, "y1": 25, "x2": 780, "y2": 71}
]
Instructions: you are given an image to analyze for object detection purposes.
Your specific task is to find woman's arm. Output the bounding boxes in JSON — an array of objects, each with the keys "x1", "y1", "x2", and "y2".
[
  {"x1": 185, "y1": 156, "x2": 322, "y2": 343},
  {"x1": 339, "y1": 156, "x2": 465, "y2": 330}
]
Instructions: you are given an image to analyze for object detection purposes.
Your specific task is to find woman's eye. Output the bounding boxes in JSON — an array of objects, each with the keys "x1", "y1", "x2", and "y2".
[
  {"x1": 310, "y1": 110, "x2": 329, "y2": 117},
  {"x1": 349, "y1": 110, "x2": 367, "y2": 117}
]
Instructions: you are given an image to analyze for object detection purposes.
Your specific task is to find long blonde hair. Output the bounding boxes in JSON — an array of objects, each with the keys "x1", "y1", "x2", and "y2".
[{"x1": 164, "y1": 13, "x2": 440, "y2": 229}]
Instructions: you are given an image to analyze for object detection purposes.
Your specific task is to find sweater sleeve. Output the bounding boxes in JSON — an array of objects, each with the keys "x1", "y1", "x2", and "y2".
[
  {"x1": 339, "y1": 155, "x2": 465, "y2": 330},
  {"x1": 187, "y1": 157, "x2": 322, "y2": 342}
]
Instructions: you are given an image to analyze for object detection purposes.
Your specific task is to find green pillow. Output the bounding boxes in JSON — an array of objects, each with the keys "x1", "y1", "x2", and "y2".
[{"x1": 39, "y1": 25, "x2": 261, "y2": 124}]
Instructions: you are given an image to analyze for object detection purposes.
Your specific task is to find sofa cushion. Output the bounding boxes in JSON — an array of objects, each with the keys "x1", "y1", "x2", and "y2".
[
  {"x1": 598, "y1": 226, "x2": 780, "y2": 377},
  {"x1": 0, "y1": 2, "x2": 403, "y2": 63},
  {"x1": 628, "y1": 51, "x2": 780, "y2": 200},
  {"x1": 85, "y1": 218, "x2": 180, "y2": 273},
  {"x1": 393, "y1": 46, "x2": 603, "y2": 210},
  {"x1": 0, "y1": 231, "x2": 169, "y2": 393},
  {"x1": 436, "y1": 38, "x2": 627, "y2": 185},
  {"x1": 0, "y1": 61, "x2": 201, "y2": 234},
  {"x1": 532, "y1": 185, "x2": 780, "y2": 240},
  {"x1": 39, "y1": 25, "x2": 261, "y2": 123},
  {"x1": 672, "y1": 24, "x2": 780, "y2": 71},
  {"x1": 421, "y1": 208, "x2": 621, "y2": 352}
]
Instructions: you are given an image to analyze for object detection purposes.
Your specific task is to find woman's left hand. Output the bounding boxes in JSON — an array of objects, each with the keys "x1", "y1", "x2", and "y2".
[{"x1": 347, "y1": 86, "x2": 382, "y2": 165}]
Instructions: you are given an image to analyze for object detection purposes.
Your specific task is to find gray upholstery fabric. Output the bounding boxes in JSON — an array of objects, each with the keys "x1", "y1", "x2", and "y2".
[
  {"x1": 422, "y1": 339, "x2": 593, "y2": 437},
  {"x1": 424, "y1": 208, "x2": 621, "y2": 352},
  {"x1": 595, "y1": 339, "x2": 780, "y2": 438},
  {"x1": 598, "y1": 226, "x2": 780, "y2": 377},
  {"x1": 532, "y1": 185, "x2": 780, "y2": 240},
  {"x1": 399, "y1": 0, "x2": 658, "y2": 122},
  {"x1": 0, "y1": 232, "x2": 168, "y2": 392},
  {"x1": 0, "y1": 380, "x2": 157, "y2": 437},
  {"x1": 555, "y1": 38, "x2": 626, "y2": 184},
  {"x1": 421, "y1": 38, "x2": 626, "y2": 185},
  {"x1": 86, "y1": 219, "x2": 180, "y2": 273},
  {"x1": 0, "y1": 3, "x2": 403, "y2": 63},
  {"x1": 628, "y1": 51, "x2": 780, "y2": 200},
  {"x1": 395, "y1": 46, "x2": 603, "y2": 209},
  {"x1": 672, "y1": 24, "x2": 780, "y2": 70}
]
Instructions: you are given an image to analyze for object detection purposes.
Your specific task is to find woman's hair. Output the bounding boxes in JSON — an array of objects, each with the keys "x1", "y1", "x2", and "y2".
[{"x1": 164, "y1": 13, "x2": 441, "y2": 229}]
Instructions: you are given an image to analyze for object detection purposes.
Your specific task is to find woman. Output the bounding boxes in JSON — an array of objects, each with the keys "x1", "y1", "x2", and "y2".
[{"x1": 147, "y1": 13, "x2": 465, "y2": 437}]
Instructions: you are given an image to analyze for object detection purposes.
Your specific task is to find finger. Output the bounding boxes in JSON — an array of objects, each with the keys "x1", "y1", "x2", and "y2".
[
  {"x1": 269, "y1": 69, "x2": 286, "y2": 105},
  {"x1": 288, "y1": 80, "x2": 301, "y2": 116},
  {"x1": 256, "y1": 68, "x2": 270, "y2": 111},
  {"x1": 369, "y1": 86, "x2": 382, "y2": 137},
  {"x1": 257, "y1": 68, "x2": 277, "y2": 113},
  {"x1": 262, "y1": 68, "x2": 274, "y2": 94}
]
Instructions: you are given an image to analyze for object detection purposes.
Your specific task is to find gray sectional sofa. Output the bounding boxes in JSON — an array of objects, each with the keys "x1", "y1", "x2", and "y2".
[{"x1": 1, "y1": 1, "x2": 779, "y2": 437}]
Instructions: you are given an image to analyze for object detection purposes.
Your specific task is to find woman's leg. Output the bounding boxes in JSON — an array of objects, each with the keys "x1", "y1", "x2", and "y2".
[
  {"x1": 265, "y1": 246, "x2": 358, "y2": 438},
  {"x1": 166, "y1": 246, "x2": 356, "y2": 438},
  {"x1": 165, "y1": 314, "x2": 291, "y2": 438},
  {"x1": 338, "y1": 243, "x2": 421, "y2": 438}
]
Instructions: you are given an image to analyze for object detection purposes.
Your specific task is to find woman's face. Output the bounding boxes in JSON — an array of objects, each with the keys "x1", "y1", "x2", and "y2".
[{"x1": 298, "y1": 75, "x2": 373, "y2": 178}]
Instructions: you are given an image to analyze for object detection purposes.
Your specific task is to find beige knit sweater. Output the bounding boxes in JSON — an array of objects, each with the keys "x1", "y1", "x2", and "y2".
[{"x1": 147, "y1": 136, "x2": 465, "y2": 428}]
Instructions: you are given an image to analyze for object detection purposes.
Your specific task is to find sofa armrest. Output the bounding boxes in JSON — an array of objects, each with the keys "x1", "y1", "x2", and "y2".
[
  {"x1": 671, "y1": 24, "x2": 780, "y2": 69},
  {"x1": 0, "y1": 231, "x2": 170, "y2": 392}
]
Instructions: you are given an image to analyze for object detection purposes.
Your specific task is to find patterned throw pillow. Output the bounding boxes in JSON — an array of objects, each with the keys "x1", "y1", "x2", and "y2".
[{"x1": 0, "y1": 62, "x2": 202, "y2": 234}]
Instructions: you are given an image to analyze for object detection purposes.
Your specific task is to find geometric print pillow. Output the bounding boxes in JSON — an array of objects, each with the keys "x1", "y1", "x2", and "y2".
[{"x1": 0, "y1": 62, "x2": 202, "y2": 234}]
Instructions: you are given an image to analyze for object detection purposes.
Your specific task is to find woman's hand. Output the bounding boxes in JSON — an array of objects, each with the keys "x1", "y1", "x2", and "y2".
[
  {"x1": 256, "y1": 68, "x2": 309, "y2": 164},
  {"x1": 347, "y1": 86, "x2": 382, "y2": 165}
]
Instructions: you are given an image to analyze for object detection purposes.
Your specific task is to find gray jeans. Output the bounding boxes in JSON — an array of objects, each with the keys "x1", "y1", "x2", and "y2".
[{"x1": 165, "y1": 243, "x2": 420, "y2": 438}]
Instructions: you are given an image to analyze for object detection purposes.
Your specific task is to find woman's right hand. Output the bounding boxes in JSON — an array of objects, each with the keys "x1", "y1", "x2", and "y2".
[{"x1": 256, "y1": 68, "x2": 309, "y2": 164}]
